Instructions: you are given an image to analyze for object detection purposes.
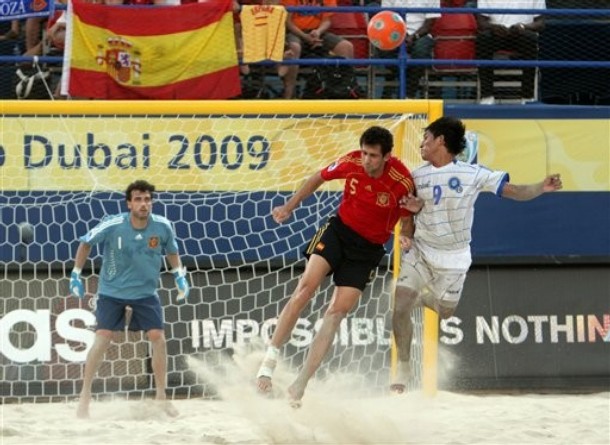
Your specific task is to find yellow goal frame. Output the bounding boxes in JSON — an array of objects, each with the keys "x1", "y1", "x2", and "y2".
[{"x1": 1, "y1": 98, "x2": 443, "y2": 394}]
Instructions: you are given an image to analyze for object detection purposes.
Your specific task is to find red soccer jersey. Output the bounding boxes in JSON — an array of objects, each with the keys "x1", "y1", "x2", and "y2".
[{"x1": 320, "y1": 150, "x2": 416, "y2": 245}]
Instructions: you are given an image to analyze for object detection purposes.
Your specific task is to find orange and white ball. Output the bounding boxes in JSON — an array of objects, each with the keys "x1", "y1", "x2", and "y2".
[{"x1": 367, "y1": 10, "x2": 407, "y2": 51}]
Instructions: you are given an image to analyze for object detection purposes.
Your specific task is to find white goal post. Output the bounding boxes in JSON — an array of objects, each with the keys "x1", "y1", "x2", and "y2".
[{"x1": 0, "y1": 99, "x2": 442, "y2": 403}]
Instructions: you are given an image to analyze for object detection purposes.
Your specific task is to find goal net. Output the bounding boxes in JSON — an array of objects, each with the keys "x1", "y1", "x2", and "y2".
[{"x1": 0, "y1": 99, "x2": 442, "y2": 403}]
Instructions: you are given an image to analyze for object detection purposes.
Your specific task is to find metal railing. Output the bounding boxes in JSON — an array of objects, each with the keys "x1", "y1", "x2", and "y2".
[{"x1": 0, "y1": 5, "x2": 609, "y2": 101}]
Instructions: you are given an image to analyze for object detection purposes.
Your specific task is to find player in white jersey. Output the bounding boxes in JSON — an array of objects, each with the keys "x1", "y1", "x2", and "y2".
[
  {"x1": 69, "y1": 180, "x2": 190, "y2": 418},
  {"x1": 391, "y1": 116, "x2": 562, "y2": 393}
]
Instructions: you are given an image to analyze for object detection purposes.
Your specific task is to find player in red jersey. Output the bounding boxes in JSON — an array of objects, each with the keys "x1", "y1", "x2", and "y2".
[{"x1": 256, "y1": 125, "x2": 423, "y2": 405}]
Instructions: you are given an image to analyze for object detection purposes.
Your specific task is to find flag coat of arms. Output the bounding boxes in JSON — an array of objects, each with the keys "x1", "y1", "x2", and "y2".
[{"x1": 62, "y1": 0, "x2": 241, "y2": 99}]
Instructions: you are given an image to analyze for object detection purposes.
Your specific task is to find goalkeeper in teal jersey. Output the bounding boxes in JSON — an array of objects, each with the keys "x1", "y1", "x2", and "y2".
[{"x1": 69, "y1": 179, "x2": 189, "y2": 419}]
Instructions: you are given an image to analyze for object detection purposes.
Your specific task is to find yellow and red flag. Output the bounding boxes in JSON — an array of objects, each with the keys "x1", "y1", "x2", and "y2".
[{"x1": 62, "y1": 0, "x2": 241, "y2": 99}]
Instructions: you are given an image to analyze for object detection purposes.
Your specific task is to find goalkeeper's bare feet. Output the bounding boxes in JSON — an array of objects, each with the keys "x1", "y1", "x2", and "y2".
[{"x1": 76, "y1": 395, "x2": 90, "y2": 419}]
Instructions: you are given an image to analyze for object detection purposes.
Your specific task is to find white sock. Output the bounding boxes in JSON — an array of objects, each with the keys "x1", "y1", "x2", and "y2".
[{"x1": 257, "y1": 346, "x2": 280, "y2": 379}]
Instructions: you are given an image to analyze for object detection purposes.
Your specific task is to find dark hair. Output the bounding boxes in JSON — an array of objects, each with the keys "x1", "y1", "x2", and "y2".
[
  {"x1": 425, "y1": 116, "x2": 466, "y2": 156},
  {"x1": 359, "y1": 126, "x2": 394, "y2": 156},
  {"x1": 125, "y1": 180, "x2": 155, "y2": 201}
]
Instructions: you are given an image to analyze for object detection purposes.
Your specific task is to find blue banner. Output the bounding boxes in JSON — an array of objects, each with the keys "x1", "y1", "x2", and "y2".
[{"x1": 0, "y1": 0, "x2": 53, "y2": 21}]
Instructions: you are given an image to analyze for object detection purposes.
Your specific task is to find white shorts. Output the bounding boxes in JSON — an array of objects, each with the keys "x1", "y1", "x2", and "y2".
[{"x1": 396, "y1": 243, "x2": 468, "y2": 308}]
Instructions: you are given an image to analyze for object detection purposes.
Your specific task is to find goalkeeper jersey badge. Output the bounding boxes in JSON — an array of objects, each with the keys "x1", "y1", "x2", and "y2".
[{"x1": 148, "y1": 236, "x2": 159, "y2": 248}]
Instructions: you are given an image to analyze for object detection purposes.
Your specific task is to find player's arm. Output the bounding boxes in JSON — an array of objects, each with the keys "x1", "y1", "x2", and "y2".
[
  {"x1": 167, "y1": 252, "x2": 189, "y2": 302},
  {"x1": 398, "y1": 215, "x2": 415, "y2": 251},
  {"x1": 272, "y1": 171, "x2": 325, "y2": 224},
  {"x1": 501, "y1": 173, "x2": 562, "y2": 201},
  {"x1": 70, "y1": 242, "x2": 92, "y2": 298}
]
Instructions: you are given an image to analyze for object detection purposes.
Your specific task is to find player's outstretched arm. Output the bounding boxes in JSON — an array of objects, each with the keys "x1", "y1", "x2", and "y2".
[
  {"x1": 502, "y1": 173, "x2": 563, "y2": 201},
  {"x1": 272, "y1": 171, "x2": 325, "y2": 224}
]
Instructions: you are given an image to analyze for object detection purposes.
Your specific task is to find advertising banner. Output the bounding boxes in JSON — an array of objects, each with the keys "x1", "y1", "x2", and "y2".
[
  {"x1": 0, "y1": 0, "x2": 52, "y2": 22},
  {"x1": 440, "y1": 265, "x2": 610, "y2": 389}
]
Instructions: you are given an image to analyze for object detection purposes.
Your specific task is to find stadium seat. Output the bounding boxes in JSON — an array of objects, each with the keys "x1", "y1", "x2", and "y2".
[
  {"x1": 423, "y1": 12, "x2": 479, "y2": 101},
  {"x1": 329, "y1": 11, "x2": 371, "y2": 95},
  {"x1": 490, "y1": 49, "x2": 539, "y2": 103}
]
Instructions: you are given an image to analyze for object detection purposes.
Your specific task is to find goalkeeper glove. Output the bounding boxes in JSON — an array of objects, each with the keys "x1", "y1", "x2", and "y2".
[
  {"x1": 70, "y1": 268, "x2": 84, "y2": 299},
  {"x1": 172, "y1": 267, "x2": 190, "y2": 302}
]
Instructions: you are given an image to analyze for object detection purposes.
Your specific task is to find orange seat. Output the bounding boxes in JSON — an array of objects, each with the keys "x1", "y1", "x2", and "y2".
[{"x1": 423, "y1": 9, "x2": 479, "y2": 101}]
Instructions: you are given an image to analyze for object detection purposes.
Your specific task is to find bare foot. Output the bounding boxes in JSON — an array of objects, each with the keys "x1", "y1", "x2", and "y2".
[
  {"x1": 287, "y1": 383, "x2": 304, "y2": 408},
  {"x1": 389, "y1": 383, "x2": 406, "y2": 395},
  {"x1": 156, "y1": 399, "x2": 179, "y2": 418},
  {"x1": 256, "y1": 376, "x2": 273, "y2": 395},
  {"x1": 76, "y1": 396, "x2": 90, "y2": 419}
]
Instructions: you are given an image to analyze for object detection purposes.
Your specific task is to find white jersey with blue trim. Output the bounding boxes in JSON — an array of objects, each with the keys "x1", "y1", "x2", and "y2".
[
  {"x1": 80, "y1": 212, "x2": 179, "y2": 300},
  {"x1": 413, "y1": 160, "x2": 508, "y2": 268}
]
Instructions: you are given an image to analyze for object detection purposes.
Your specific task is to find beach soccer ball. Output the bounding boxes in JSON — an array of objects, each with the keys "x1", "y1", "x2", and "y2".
[{"x1": 367, "y1": 11, "x2": 407, "y2": 51}]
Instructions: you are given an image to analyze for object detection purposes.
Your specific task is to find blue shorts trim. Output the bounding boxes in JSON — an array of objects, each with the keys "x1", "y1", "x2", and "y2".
[{"x1": 95, "y1": 295, "x2": 163, "y2": 332}]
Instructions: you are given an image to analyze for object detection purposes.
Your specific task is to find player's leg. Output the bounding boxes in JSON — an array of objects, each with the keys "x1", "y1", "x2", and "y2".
[
  {"x1": 424, "y1": 271, "x2": 467, "y2": 320},
  {"x1": 257, "y1": 254, "x2": 331, "y2": 392},
  {"x1": 392, "y1": 247, "x2": 430, "y2": 393},
  {"x1": 391, "y1": 286, "x2": 419, "y2": 393},
  {"x1": 287, "y1": 285, "x2": 362, "y2": 403},
  {"x1": 257, "y1": 219, "x2": 344, "y2": 393},
  {"x1": 76, "y1": 330, "x2": 112, "y2": 418},
  {"x1": 77, "y1": 296, "x2": 125, "y2": 418},
  {"x1": 133, "y1": 296, "x2": 179, "y2": 417},
  {"x1": 287, "y1": 234, "x2": 383, "y2": 404},
  {"x1": 147, "y1": 328, "x2": 178, "y2": 417}
]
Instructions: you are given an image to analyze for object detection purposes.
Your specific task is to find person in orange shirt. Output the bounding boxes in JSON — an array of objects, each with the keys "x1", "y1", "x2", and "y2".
[{"x1": 280, "y1": 0, "x2": 353, "y2": 99}]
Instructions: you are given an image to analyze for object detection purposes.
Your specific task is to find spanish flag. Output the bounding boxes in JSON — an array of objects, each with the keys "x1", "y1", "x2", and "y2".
[{"x1": 62, "y1": 0, "x2": 241, "y2": 99}]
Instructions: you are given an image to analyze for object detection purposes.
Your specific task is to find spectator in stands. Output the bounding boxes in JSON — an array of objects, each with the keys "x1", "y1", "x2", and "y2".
[
  {"x1": 0, "y1": 20, "x2": 20, "y2": 42},
  {"x1": 24, "y1": 18, "x2": 45, "y2": 53},
  {"x1": 235, "y1": 0, "x2": 286, "y2": 99},
  {"x1": 476, "y1": 0, "x2": 546, "y2": 104},
  {"x1": 377, "y1": 0, "x2": 440, "y2": 99},
  {"x1": 13, "y1": 12, "x2": 64, "y2": 100},
  {"x1": 280, "y1": 0, "x2": 354, "y2": 99},
  {"x1": 0, "y1": 21, "x2": 22, "y2": 99}
]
